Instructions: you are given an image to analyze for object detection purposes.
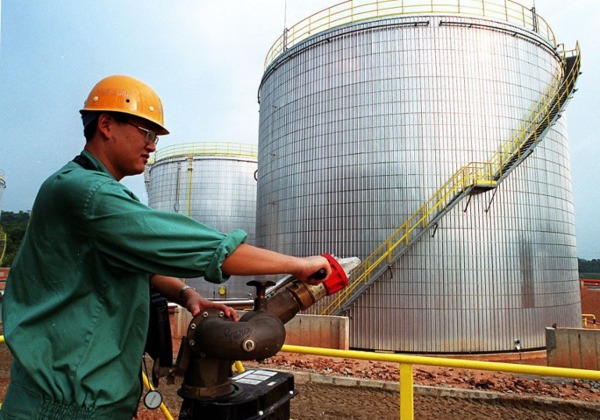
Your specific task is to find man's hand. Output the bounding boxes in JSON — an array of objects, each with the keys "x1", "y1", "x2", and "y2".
[
  {"x1": 150, "y1": 274, "x2": 238, "y2": 321},
  {"x1": 183, "y1": 291, "x2": 239, "y2": 321},
  {"x1": 291, "y1": 255, "x2": 332, "y2": 285}
]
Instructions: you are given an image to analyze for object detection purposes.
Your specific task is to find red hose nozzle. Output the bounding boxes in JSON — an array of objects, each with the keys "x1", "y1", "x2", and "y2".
[{"x1": 321, "y1": 253, "x2": 349, "y2": 295}]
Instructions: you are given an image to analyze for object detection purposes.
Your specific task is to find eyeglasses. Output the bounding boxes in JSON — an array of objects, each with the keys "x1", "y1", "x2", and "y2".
[{"x1": 126, "y1": 121, "x2": 159, "y2": 146}]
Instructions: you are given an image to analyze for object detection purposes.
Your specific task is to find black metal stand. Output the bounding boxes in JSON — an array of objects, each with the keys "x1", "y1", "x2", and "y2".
[{"x1": 178, "y1": 369, "x2": 296, "y2": 420}]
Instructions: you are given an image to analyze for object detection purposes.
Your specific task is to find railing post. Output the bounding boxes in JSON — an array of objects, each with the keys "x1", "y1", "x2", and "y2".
[{"x1": 399, "y1": 362, "x2": 414, "y2": 419}]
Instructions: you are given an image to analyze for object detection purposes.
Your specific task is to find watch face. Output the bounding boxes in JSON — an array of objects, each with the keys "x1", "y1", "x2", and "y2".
[{"x1": 143, "y1": 390, "x2": 163, "y2": 410}]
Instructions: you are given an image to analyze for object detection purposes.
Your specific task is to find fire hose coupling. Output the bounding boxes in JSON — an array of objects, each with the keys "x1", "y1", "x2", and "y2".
[
  {"x1": 321, "y1": 253, "x2": 355, "y2": 295},
  {"x1": 179, "y1": 255, "x2": 360, "y2": 363},
  {"x1": 173, "y1": 254, "x2": 361, "y2": 408},
  {"x1": 185, "y1": 305, "x2": 286, "y2": 361}
]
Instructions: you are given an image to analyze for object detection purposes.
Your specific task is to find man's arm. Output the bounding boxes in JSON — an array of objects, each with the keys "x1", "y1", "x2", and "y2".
[{"x1": 221, "y1": 244, "x2": 331, "y2": 285}]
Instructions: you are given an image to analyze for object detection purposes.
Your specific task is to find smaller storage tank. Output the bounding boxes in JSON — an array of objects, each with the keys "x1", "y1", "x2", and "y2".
[{"x1": 146, "y1": 142, "x2": 258, "y2": 299}]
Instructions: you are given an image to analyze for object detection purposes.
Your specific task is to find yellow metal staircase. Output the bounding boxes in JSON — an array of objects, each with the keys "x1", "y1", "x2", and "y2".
[{"x1": 320, "y1": 43, "x2": 581, "y2": 316}]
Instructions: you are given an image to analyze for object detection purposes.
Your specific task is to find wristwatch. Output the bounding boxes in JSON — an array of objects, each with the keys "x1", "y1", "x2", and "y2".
[{"x1": 177, "y1": 285, "x2": 195, "y2": 304}]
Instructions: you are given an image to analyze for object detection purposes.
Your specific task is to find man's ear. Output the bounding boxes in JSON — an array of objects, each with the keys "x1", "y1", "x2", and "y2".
[{"x1": 96, "y1": 114, "x2": 114, "y2": 139}]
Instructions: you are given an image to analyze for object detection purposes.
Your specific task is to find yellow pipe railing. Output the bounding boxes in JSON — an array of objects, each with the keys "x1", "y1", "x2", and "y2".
[
  {"x1": 150, "y1": 142, "x2": 257, "y2": 164},
  {"x1": 186, "y1": 156, "x2": 194, "y2": 217},
  {"x1": 3, "y1": 336, "x2": 599, "y2": 418},
  {"x1": 281, "y1": 344, "x2": 600, "y2": 420},
  {"x1": 265, "y1": 0, "x2": 557, "y2": 69},
  {"x1": 583, "y1": 314, "x2": 597, "y2": 328}
]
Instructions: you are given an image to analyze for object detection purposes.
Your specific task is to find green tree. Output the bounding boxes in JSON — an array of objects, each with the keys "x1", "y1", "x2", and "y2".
[
  {"x1": 578, "y1": 258, "x2": 600, "y2": 277},
  {"x1": 0, "y1": 210, "x2": 30, "y2": 267}
]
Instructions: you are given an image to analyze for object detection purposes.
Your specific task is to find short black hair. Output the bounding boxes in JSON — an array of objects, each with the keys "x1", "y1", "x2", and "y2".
[{"x1": 81, "y1": 112, "x2": 129, "y2": 141}]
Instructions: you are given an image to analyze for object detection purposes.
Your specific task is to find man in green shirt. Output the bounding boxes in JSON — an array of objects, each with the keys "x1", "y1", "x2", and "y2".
[{"x1": 0, "y1": 75, "x2": 331, "y2": 419}]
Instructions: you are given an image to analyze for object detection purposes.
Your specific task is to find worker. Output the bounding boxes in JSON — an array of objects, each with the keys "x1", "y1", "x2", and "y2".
[{"x1": 0, "y1": 75, "x2": 331, "y2": 419}]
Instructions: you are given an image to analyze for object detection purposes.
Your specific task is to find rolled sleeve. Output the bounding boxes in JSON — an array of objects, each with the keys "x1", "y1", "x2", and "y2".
[
  {"x1": 80, "y1": 179, "x2": 248, "y2": 280},
  {"x1": 204, "y1": 229, "x2": 248, "y2": 283}
]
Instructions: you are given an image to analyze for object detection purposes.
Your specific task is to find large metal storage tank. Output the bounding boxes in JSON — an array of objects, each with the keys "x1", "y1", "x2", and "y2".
[
  {"x1": 256, "y1": 1, "x2": 581, "y2": 353},
  {"x1": 146, "y1": 142, "x2": 258, "y2": 299}
]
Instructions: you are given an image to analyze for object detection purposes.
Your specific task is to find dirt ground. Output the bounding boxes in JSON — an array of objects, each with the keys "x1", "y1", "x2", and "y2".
[{"x1": 1, "y1": 287, "x2": 600, "y2": 419}]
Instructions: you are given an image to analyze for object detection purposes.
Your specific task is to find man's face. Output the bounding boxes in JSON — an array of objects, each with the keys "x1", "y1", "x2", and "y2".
[{"x1": 105, "y1": 116, "x2": 158, "y2": 180}]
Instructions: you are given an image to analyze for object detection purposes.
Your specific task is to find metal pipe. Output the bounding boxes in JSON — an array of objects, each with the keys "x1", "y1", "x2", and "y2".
[{"x1": 186, "y1": 309, "x2": 286, "y2": 361}]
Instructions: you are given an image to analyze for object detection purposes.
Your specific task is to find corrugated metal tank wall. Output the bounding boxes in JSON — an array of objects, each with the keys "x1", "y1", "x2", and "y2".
[
  {"x1": 256, "y1": 6, "x2": 580, "y2": 352},
  {"x1": 146, "y1": 143, "x2": 258, "y2": 299}
]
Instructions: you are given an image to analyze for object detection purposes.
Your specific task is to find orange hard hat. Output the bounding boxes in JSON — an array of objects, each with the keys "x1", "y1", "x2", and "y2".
[{"x1": 80, "y1": 75, "x2": 169, "y2": 135}]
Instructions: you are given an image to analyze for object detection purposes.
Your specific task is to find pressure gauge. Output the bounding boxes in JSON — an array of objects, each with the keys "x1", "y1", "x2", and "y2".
[{"x1": 143, "y1": 390, "x2": 163, "y2": 410}]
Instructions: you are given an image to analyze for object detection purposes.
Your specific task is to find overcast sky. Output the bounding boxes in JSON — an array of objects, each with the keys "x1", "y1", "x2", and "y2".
[{"x1": 0, "y1": 1, "x2": 598, "y2": 258}]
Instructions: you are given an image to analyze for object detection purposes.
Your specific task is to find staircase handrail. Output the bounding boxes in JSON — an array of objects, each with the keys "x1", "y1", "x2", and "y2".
[{"x1": 490, "y1": 44, "x2": 580, "y2": 179}]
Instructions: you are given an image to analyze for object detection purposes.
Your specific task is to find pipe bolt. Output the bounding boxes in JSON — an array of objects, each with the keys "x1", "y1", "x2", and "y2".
[{"x1": 242, "y1": 339, "x2": 256, "y2": 352}]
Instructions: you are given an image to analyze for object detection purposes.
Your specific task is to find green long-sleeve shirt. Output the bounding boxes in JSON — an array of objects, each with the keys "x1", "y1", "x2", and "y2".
[{"x1": 0, "y1": 150, "x2": 246, "y2": 419}]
